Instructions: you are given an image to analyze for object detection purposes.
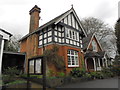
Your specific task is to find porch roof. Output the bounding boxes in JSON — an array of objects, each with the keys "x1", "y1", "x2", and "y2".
[{"x1": 85, "y1": 50, "x2": 105, "y2": 58}]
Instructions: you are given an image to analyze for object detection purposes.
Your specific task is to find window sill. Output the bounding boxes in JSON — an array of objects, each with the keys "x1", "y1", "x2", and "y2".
[{"x1": 68, "y1": 65, "x2": 79, "y2": 68}]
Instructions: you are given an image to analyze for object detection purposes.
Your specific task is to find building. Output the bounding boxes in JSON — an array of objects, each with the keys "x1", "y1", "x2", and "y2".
[
  {"x1": 0, "y1": 28, "x2": 12, "y2": 74},
  {"x1": 20, "y1": 5, "x2": 108, "y2": 74},
  {"x1": 83, "y1": 33, "x2": 108, "y2": 72}
]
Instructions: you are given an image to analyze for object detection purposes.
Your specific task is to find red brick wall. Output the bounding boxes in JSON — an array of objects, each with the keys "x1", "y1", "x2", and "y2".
[
  {"x1": 20, "y1": 36, "x2": 84, "y2": 74},
  {"x1": 88, "y1": 36, "x2": 102, "y2": 52}
]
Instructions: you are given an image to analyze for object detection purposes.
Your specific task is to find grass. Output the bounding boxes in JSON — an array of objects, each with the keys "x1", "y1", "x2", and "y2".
[{"x1": 6, "y1": 80, "x2": 27, "y2": 85}]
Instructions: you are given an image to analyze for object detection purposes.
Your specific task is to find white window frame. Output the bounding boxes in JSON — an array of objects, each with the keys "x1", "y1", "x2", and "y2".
[
  {"x1": 67, "y1": 50, "x2": 79, "y2": 67},
  {"x1": 65, "y1": 27, "x2": 79, "y2": 42}
]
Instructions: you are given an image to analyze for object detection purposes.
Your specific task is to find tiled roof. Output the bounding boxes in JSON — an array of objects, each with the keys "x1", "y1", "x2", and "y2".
[
  {"x1": 19, "y1": 7, "x2": 87, "y2": 41},
  {"x1": 82, "y1": 33, "x2": 93, "y2": 50},
  {"x1": 19, "y1": 8, "x2": 71, "y2": 41}
]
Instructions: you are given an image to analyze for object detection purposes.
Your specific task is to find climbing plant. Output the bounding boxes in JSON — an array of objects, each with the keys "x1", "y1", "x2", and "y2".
[{"x1": 43, "y1": 45, "x2": 65, "y2": 70}]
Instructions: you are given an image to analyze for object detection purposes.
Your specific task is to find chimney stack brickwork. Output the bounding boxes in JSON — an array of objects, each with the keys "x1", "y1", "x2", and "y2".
[
  {"x1": 29, "y1": 5, "x2": 41, "y2": 33},
  {"x1": 20, "y1": 5, "x2": 41, "y2": 73}
]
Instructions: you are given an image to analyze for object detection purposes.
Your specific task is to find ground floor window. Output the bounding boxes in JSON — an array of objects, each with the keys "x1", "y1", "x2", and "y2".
[{"x1": 67, "y1": 50, "x2": 79, "y2": 67}]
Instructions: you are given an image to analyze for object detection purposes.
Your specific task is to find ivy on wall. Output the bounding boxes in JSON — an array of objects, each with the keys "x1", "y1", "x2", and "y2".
[{"x1": 43, "y1": 45, "x2": 65, "y2": 70}]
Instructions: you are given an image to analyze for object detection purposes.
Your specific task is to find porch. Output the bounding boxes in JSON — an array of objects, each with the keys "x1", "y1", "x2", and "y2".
[{"x1": 85, "y1": 50, "x2": 108, "y2": 72}]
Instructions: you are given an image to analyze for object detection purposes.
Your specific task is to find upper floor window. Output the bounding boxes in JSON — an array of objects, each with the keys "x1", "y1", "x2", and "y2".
[
  {"x1": 67, "y1": 50, "x2": 79, "y2": 67},
  {"x1": 66, "y1": 28, "x2": 79, "y2": 41},
  {"x1": 92, "y1": 40, "x2": 97, "y2": 51}
]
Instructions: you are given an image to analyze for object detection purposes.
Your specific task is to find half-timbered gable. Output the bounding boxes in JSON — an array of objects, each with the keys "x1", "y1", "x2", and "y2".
[{"x1": 38, "y1": 7, "x2": 87, "y2": 48}]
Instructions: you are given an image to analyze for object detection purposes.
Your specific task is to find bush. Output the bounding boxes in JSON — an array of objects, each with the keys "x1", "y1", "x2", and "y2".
[
  {"x1": 57, "y1": 72, "x2": 65, "y2": 77},
  {"x1": 101, "y1": 68, "x2": 114, "y2": 77},
  {"x1": 3, "y1": 66, "x2": 20, "y2": 84},
  {"x1": 70, "y1": 68, "x2": 86, "y2": 78},
  {"x1": 85, "y1": 73, "x2": 92, "y2": 80},
  {"x1": 110, "y1": 66, "x2": 120, "y2": 76},
  {"x1": 48, "y1": 70, "x2": 56, "y2": 77},
  {"x1": 90, "y1": 72, "x2": 104, "y2": 79},
  {"x1": 3, "y1": 66, "x2": 20, "y2": 76}
]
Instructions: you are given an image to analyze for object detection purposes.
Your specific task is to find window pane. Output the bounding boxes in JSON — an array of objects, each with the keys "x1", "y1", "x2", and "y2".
[
  {"x1": 71, "y1": 56, "x2": 75, "y2": 65},
  {"x1": 69, "y1": 30, "x2": 72, "y2": 38},
  {"x1": 29, "y1": 60, "x2": 34, "y2": 73},
  {"x1": 35, "y1": 59, "x2": 42, "y2": 73},
  {"x1": 75, "y1": 57, "x2": 78, "y2": 65},
  {"x1": 73, "y1": 31, "x2": 75, "y2": 39},
  {"x1": 71, "y1": 50, "x2": 74, "y2": 55},
  {"x1": 68, "y1": 56, "x2": 71, "y2": 65},
  {"x1": 66, "y1": 39, "x2": 69, "y2": 43},
  {"x1": 66, "y1": 29, "x2": 69, "y2": 38}
]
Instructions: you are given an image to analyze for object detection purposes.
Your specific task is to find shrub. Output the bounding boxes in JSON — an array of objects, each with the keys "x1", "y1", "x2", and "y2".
[
  {"x1": 70, "y1": 68, "x2": 86, "y2": 78},
  {"x1": 3, "y1": 66, "x2": 20, "y2": 84},
  {"x1": 90, "y1": 72, "x2": 104, "y2": 79},
  {"x1": 101, "y1": 68, "x2": 114, "y2": 77},
  {"x1": 48, "y1": 70, "x2": 56, "y2": 77},
  {"x1": 85, "y1": 73, "x2": 92, "y2": 80},
  {"x1": 57, "y1": 72, "x2": 65, "y2": 77},
  {"x1": 3, "y1": 66, "x2": 20, "y2": 76},
  {"x1": 43, "y1": 45, "x2": 65, "y2": 70}
]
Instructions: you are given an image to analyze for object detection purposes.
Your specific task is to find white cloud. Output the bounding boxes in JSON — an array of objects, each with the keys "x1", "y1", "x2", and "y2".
[{"x1": 0, "y1": 0, "x2": 119, "y2": 36}]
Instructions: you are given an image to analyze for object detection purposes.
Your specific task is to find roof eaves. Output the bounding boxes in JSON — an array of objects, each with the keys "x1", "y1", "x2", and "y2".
[{"x1": 0, "y1": 28, "x2": 12, "y2": 37}]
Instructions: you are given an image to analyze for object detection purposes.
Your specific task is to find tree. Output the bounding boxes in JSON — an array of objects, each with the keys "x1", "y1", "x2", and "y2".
[
  {"x1": 115, "y1": 18, "x2": 120, "y2": 55},
  {"x1": 4, "y1": 34, "x2": 22, "y2": 52},
  {"x1": 81, "y1": 17, "x2": 117, "y2": 58}
]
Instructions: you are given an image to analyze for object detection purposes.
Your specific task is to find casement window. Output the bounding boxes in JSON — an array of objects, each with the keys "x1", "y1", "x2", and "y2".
[
  {"x1": 65, "y1": 28, "x2": 79, "y2": 41},
  {"x1": 92, "y1": 40, "x2": 97, "y2": 51},
  {"x1": 67, "y1": 50, "x2": 79, "y2": 67}
]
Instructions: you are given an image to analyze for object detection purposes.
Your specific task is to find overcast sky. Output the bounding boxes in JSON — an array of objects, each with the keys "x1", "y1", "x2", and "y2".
[{"x1": 0, "y1": 0, "x2": 119, "y2": 36}]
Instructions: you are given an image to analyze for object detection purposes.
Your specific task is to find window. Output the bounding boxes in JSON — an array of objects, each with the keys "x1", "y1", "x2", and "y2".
[
  {"x1": 92, "y1": 40, "x2": 97, "y2": 51},
  {"x1": 66, "y1": 28, "x2": 79, "y2": 41},
  {"x1": 67, "y1": 50, "x2": 79, "y2": 67}
]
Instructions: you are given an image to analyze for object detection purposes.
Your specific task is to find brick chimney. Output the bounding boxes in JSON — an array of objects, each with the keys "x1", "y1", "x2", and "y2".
[{"x1": 29, "y1": 5, "x2": 41, "y2": 33}]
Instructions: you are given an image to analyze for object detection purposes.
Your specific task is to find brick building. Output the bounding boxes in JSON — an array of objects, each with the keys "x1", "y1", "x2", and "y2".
[{"x1": 20, "y1": 5, "x2": 107, "y2": 74}]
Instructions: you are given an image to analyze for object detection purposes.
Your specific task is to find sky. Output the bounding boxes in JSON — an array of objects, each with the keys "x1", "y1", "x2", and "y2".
[{"x1": 0, "y1": 0, "x2": 119, "y2": 36}]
